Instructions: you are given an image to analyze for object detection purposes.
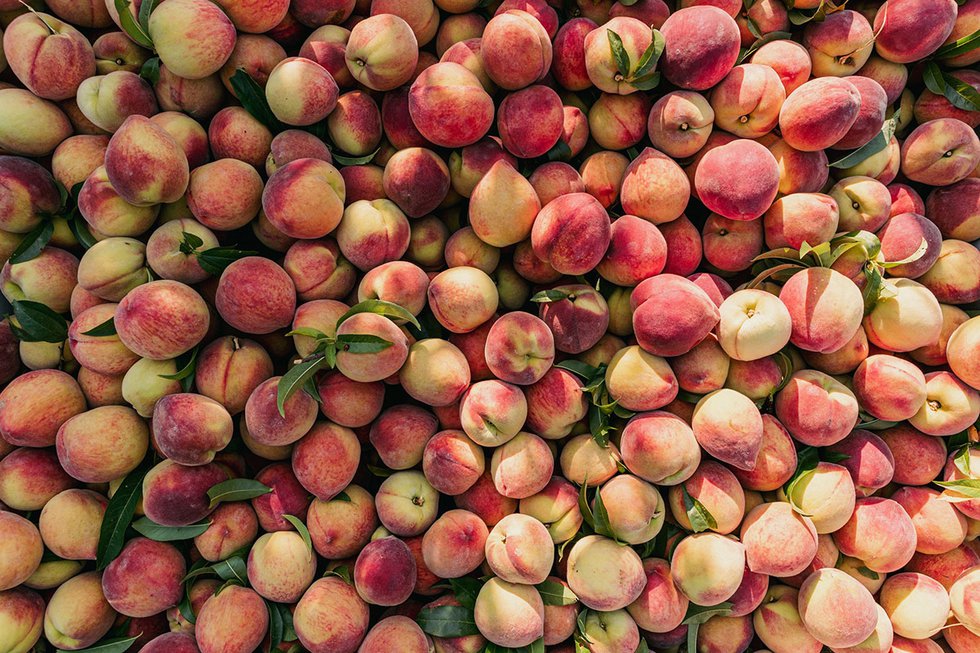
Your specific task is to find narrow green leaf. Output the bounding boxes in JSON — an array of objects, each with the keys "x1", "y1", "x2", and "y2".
[
  {"x1": 555, "y1": 359, "x2": 599, "y2": 380},
  {"x1": 57, "y1": 634, "x2": 142, "y2": 653},
  {"x1": 546, "y1": 139, "x2": 572, "y2": 162},
  {"x1": 10, "y1": 300, "x2": 68, "y2": 343},
  {"x1": 829, "y1": 111, "x2": 898, "y2": 168},
  {"x1": 923, "y1": 61, "x2": 947, "y2": 96},
  {"x1": 537, "y1": 579, "x2": 578, "y2": 606},
  {"x1": 416, "y1": 606, "x2": 481, "y2": 638},
  {"x1": 738, "y1": 31, "x2": 793, "y2": 63},
  {"x1": 592, "y1": 483, "x2": 617, "y2": 539},
  {"x1": 196, "y1": 247, "x2": 259, "y2": 277},
  {"x1": 636, "y1": 638, "x2": 651, "y2": 653},
  {"x1": 935, "y1": 29, "x2": 980, "y2": 58},
  {"x1": 180, "y1": 231, "x2": 205, "y2": 252},
  {"x1": 822, "y1": 451, "x2": 851, "y2": 464},
  {"x1": 96, "y1": 457, "x2": 153, "y2": 570},
  {"x1": 177, "y1": 592, "x2": 196, "y2": 625},
  {"x1": 335, "y1": 333, "x2": 394, "y2": 354},
  {"x1": 281, "y1": 515, "x2": 313, "y2": 558},
  {"x1": 683, "y1": 602, "x2": 734, "y2": 625},
  {"x1": 230, "y1": 68, "x2": 285, "y2": 132},
  {"x1": 132, "y1": 517, "x2": 211, "y2": 541},
  {"x1": 333, "y1": 491, "x2": 351, "y2": 502},
  {"x1": 861, "y1": 263, "x2": 885, "y2": 314},
  {"x1": 139, "y1": 56, "x2": 160, "y2": 85},
  {"x1": 268, "y1": 601, "x2": 284, "y2": 651},
  {"x1": 578, "y1": 481, "x2": 596, "y2": 530},
  {"x1": 632, "y1": 29, "x2": 665, "y2": 79},
  {"x1": 607, "y1": 30, "x2": 632, "y2": 78},
  {"x1": 856, "y1": 565, "x2": 880, "y2": 580},
  {"x1": 941, "y1": 71, "x2": 980, "y2": 111},
  {"x1": 137, "y1": 0, "x2": 158, "y2": 32},
  {"x1": 207, "y1": 479, "x2": 273, "y2": 508},
  {"x1": 333, "y1": 148, "x2": 380, "y2": 166},
  {"x1": 784, "y1": 446, "x2": 820, "y2": 510},
  {"x1": 157, "y1": 345, "x2": 198, "y2": 392},
  {"x1": 336, "y1": 299, "x2": 421, "y2": 329},
  {"x1": 9, "y1": 220, "x2": 54, "y2": 264},
  {"x1": 746, "y1": 15, "x2": 763, "y2": 38},
  {"x1": 936, "y1": 479, "x2": 980, "y2": 498},
  {"x1": 449, "y1": 577, "x2": 483, "y2": 610},
  {"x1": 277, "y1": 355, "x2": 328, "y2": 417},
  {"x1": 881, "y1": 237, "x2": 928, "y2": 268},
  {"x1": 211, "y1": 556, "x2": 247, "y2": 583},
  {"x1": 81, "y1": 317, "x2": 116, "y2": 337},
  {"x1": 530, "y1": 289, "x2": 571, "y2": 303},
  {"x1": 324, "y1": 564, "x2": 352, "y2": 584},
  {"x1": 113, "y1": 0, "x2": 154, "y2": 48},
  {"x1": 68, "y1": 214, "x2": 97, "y2": 250},
  {"x1": 627, "y1": 72, "x2": 661, "y2": 91},
  {"x1": 286, "y1": 327, "x2": 330, "y2": 341},
  {"x1": 681, "y1": 485, "x2": 717, "y2": 533}
]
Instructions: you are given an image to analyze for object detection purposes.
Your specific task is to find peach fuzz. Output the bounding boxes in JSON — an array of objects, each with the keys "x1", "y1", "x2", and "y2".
[
  {"x1": 619, "y1": 409, "x2": 699, "y2": 486},
  {"x1": 455, "y1": 470, "x2": 518, "y2": 528},
  {"x1": 695, "y1": 139, "x2": 779, "y2": 221},
  {"x1": 590, "y1": 91, "x2": 651, "y2": 149},
  {"x1": 710, "y1": 64, "x2": 785, "y2": 139},
  {"x1": 307, "y1": 484, "x2": 377, "y2": 560},
  {"x1": 101, "y1": 537, "x2": 184, "y2": 618},
  {"x1": 740, "y1": 502, "x2": 818, "y2": 577},
  {"x1": 422, "y1": 429, "x2": 484, "y2": 495},
  {"x1": 284, "y1": 238, "x2": 357, "y2": 302},
  {"x1": 0, "y1": 511, "x2": 42, "y2": 591},
  {"x1": 0, "y1": 89, "x2": 73, "y2": 158},
  {"x1": 152, "y1": 393, "x2": 233, "y2": 466},
  {"x1": 783, "y1": 461, "x2": 856, "y2": 534},
  {"x1": 566, "y1": 535, "x2": 646, "y2": 611},
  {"x1": 291, "y1": 421, "x2": 360, "y2": 500},
  {"x1": 877, "y1": 573, "x2": 950, "y2": 641},
  {"x1": 778, "y1": 77, "x2": 861, "y2": 152},
  {"x1": 208, "y1": 106, "x2": 273, "y2": 167},
  {"x1": 894, "y1": 485, "x2": 968, "y2": 556},
  {"x1": 950, "y1": 566, "x2": 980, "y2": 636},
  {"x1": 104, "y1": 115, "x2": 189, "y2": 207},
  {"x1": 38, "y1": 489, "x2": 106, "y2": 561},
  {"x1": 779, "y1": 267, "x2": 865, "y2": 354},
  {"x1": 483, "y1": 311, "x2": 553, "y2": 386},
  {"x1": 0, "y1": 448, "x2": 77, "y2": 511},
  {"x1": 481, "y1": 10, "x2": 552, "y2": 90},
  {"x1": 262, "y1": 157, "x2": 345, "y2": 240},
  {"x1": 376, "y1": 470, "x2": 440, "y2": 537},
  {"x1": 42, "y1": 572, "x2": 115, "y2": 651},
  {"x1": 315, "y1": 371, "x2": 384, "y2": 428},
  {"x1": 382, "y1": 147, "x2": 451, "y2": 218},
  {"x1": 264, "y1": 57, "x2": 338, "y2": 128},
  {"x1": 768, "y1": 138, "x2": 830, "y2": 196},
  {"x1": 353, "y1": 536, "x2": 417, "y2": 607},
  {"x1": 409, "y1": 62, "x2": 494, "y2": 148},
  {"x1": 660, "y1": 7, "x2": 740, "y2": 90},
  {"x1": 146, "y1": 0, "x2": 236, "y2": 80},
  {"x1": 667, "y1": 460, "x2": 743, "y2": 534},
  {"x1": 531, "y1": 192, "x2": 611, "y2": 275},
  {"x1": 749, "y1": 39, "x2": 811, "y2": 95},
  {"x1": 194, "y1": 585, "x2": 268, "y2": 653},
  {"x1": 75, "y1": 237, "x2": 148, "y2": 303},
  {"x1": 56, "y1": 405, "x2": 148, "y2": 483},
  {"x1": 0, "y1": 369, "x2": 86, "y2": 448},
  {"x1": 802, "y1": 10, "x2": 873, "y2": 77},
  {"x1": 864, "y1": 278, "x2": 943, "y2": 352},
  {"x1": 75, "y1": 71, "x2": 158, "y2": 134},
  {"x1": 474, "y1": 578, "x2": 544, "y2": 647},
  {"x1": 671, "y1": 532, "x2": 746, "y2": 606},
  {"x1": 798, "y1": 568, "x2": 878, "y2": 649},
  {"x1": 775, "y1": 369, "x2": 859, "y2": 447}
]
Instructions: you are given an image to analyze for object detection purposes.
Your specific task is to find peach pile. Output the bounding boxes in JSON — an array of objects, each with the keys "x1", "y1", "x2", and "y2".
[{"x1": 0, "y1": 0, "x2": 980, "y2": 652}]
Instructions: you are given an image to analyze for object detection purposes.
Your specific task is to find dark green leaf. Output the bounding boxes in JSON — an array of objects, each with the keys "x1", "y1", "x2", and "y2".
[
  {"x1": 546, "y1": 139, "x2": 572, "y2": 163},
  {"x1": 277, "y1": 355, "x2": 328, "y2": 417},
  {"x1": 10, "y1": 300, "x2": 68, "y2": 343},
  {"x1": 332, "y1": 148, "x2": 380, "y2": 166},
  {"x1": 336, "y1": 333, "x2": 394, "y2": 353},
  {"x1": 449, "y1": 577, "x2": 483, "y2": 610},
  {"x1": 336, "y1": 299, "x2": 421, "y2": 329},
  {"x1": 196, "y1": 246, "x2": 259, "y2": 277},
  {"x1": 530, "y1": 289, "x2": 571, "y2": 303},
  {"x1": 158, "y1": 345, "x2": 198, "y2": 392},
  {"x1": 555, "y1": 359, "x2": 599, "y2": 380},
  {"x1": 856, "y1": 565, "x2": 879, "y2": 580},
  {"x1": 592, "y1": 483, "x2": 616, "y2": 539},
  {"x1": 636, "y1": 638, "x2": 651, "y2": 653},
  {"x1": 57, "y1": 634, "x2": 142, "y2": 653},
  {"x1": 739, "y1": 31, "x2": 793, "y2": 63},
  {"x1": 683, "y1": 603, "x2": 733, "y2": 653},
  {"x1": 324, "y1": 564, "x2": 352, "y2": 584},
  {"x1": 681, "y1": 485, "x2": 717, "y2": 533},
  {"x1": 333, "y1": 491, "x2": 351, "y2": 502},
  {"x1": 211, "y1": 556, "x2": 247, "y2": 583},
  {"x1": 367, "y1": 463, "x2": 393, "y2": 478},
  {"x1": 137, "y1": 0, "x2": 158, "y2": 32},
  {"x1": 632, "y1": 29, "x2": 665, "y2": 80},
  {"x1": 132, "y1": 517, "x2": 211, "y2": 541},
  {"x1": 177, "y1": 592, "x2": 195, "y2": 625},
  {"x1": 282, "y1": 515, "x2": 313, "y2": 558},
  {"x1": 68, "y1": 214, "x2": 97, "y2": 250},
  {"x1": 268, "y1": 601, "x2": 284, "y2": 650},
  {"x1": 607, "y1": 30, "x2": 632, "y2": 78},
  {"x1": 230, "y1": 68, "x2": 285, "y2": 132},
  {"x1": 96, "y1": 457, "x2": 153, "y2": 570},
  {"x1": 941, "y1": 71, "x2": 980, "y2": 111},
  {"x1": 746, "y1": 16, "x2": 763, "y2": 38},
  {"x1": 676, "y1": 390, "x2": 706, "y2": 404},
  {"x1": 626, "y1": 72, "x2": 660, "y2": 91},
  {"x1": 822, "y1": 451, "x2": 851, "y2": 464},
  {"x1": 286, "y1": 327, "x2": 330, "y2": 341},
  {"x1": 861, "y1": 263, "x2": 885, "y2": 314},
  {"x1": 416, "y1": 606, "x2": 480, "y2": 638},
  {"x1": 829, "y1": 109, "x2": 899, "y2": 168},
  {"x1": 935, "y1": 29, "x2": 980, "y2": 58},
  {"x1": 180, "y1": 231, "x2": 205, "y2": 253},
  {"x1": 113, "y1": 0, "x2": 153, "y2": 48},
  {"x1": 81, "y1": 317, "x2": 116, "y2": 337},
  {"x1": 923, "y1": 61, "x2": 947, "y2": 96},
  {"x1": 9, "y1": 220, "x2": 54, "y2": 264},
  {"x1": 139, "y1": 56, "x2": 160, "y2": 85},
  {"x1": 537, "y1": 578, "x2": 578, "y2": 606},
  {"x1": 578, "y1": 481, "x2": 596, "y2": 530},
  {"x1": 207, "y1": 479, "x2": 273, "y2": 508}
]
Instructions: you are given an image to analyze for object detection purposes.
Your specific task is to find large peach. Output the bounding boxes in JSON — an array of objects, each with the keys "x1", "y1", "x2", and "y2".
[
  {"x1": 0, "y1": 512, "x2": 42, "y2": 591},
  {"x1": 568, "y1": 535, "x2": 646, "y2": 611},
  {"x1": 56, "y1": 405, "x2": 148, "y2": 483},
  {"x1": 784, "y1": 461, "x2": 856, "y2": 534},
  {"x1": 43, "y1": 572, "x2": 115, "y2": 650},
  {"x1": 695, "y1": 139, "x2": 779, "y2": 221},
  {"x1": 0, "y1": 369, "x2": 85, "y2": 448},
  {"x1": 660, "y1": 7, "x2": 740, "y2": 90},
  {"x1": 115, "y1": 280, "x2": 209, "y2": 360},
  {"x1": 400, "y1": 338, "x2": 471, "y2": 407},
  {"x1": 692, "y1": 388, "x2": 764, "y2": 470},
  {"x1": 194, "y1": 585, "x2": 268, "y2": 653},
  {"x1": 775, "y1": 369, "x2": 859, "y2": 447},
  {"x1": 152, "y1": 393, "x2": 233, "y2": 466},
  {"x1": 102, "y1": 537, "x2": 184, "y2": 618},
  {"x1": 798, "y1": 568, "x2": 879, "y2": 649},
  {"x1": 194, "y1": 336, "x2": 274, "y2": 415},
  {"x1": 375, "y1": 470, "x2": 440, "y2": 537},
  {"x1": 147, "y1": 0, "x2": 237, "y2": 79},
  {"x1": 672, "y1": 533, "x2": 746, "y2": 606},
  {"x1": 531, "y1": 192, "x2": 611, "y2": 275},
  {"x1": 104, "y1": 115, "x2": 189, "y2": 206},
  {"x1": 0, "y1": 448, "x2": 77, "y2": 511},
  {"x1": 873, "y1": 0, "x2": 957, "y2": 63},
  {"x1": 474, "y1": 578, "x2": 545, "y2": 647},
  {"x1": 620, "y1": 147, "x2": 691, "y2": 224},
  {"x1": 409, "y1": 61, "x2": 494, "y2": 148},
  {"x1": 382, "y1": 147, "x2": 451, "y2": 218},
  {"x1": 293, "y1": 577, "x2": 369, "y2": 653},
  {"x1": 779, "y1": 77, "x2": 861, "y2": 152},
  {"x1": 468, "y1": 160, "x2": 540, "y2": 248},
  {"x1": 631, "y1": 274, "x2": 720, "y2": 357},
  {"x1": 901, "y1": 118, "x2": 980, "y2": 186},
  {"x1": 863, "y1": 278, "x2": 943, "y2": 352},
  {"x1": 710, "y1": 63, "x2": 785, "y2": 139},
  {"x1": 490, "y1": 431, "x2": 553, "y2": 499},
  {"x1": 307, "y1": 484, "x2": 377, "y2": 559},
  {"x1": 0, "y1": 587, "x2": 44, "y2": 653},
  {"x1": 3, "y1": 11, "x2": 96, "y2": 101},
  {"x1": 620, "y1": 410, "x2": 700, "y2": 485},
  {"x1": 481, "y1": 10, "x2": 552, "y2": 90},
  {"x1": 802, "y1": 10, "x2": 874, "y2": 77},
  {"x1": 779, "y1": 267, "x2": 865, "y2": 354},
  {"x1": 142, "y1": 460, "x2": 228, "y2": 527},
  {"x1": 0, "y1": 89, "x2": 73, "y2": 158}
]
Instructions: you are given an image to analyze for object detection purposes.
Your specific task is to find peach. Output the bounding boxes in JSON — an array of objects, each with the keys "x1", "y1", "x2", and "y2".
[
  {"x1": 893, "y1": 485, "x2": 968, "y2": 555},
  {"x1": 75, "y1": 71, "x2": 157, "y2": 133},
  {"x1": 421, "y1": 509, "x2": 488, "y2": 579},
  {"x1": 578, "y1": 610, "x2": 641, "y2": 652},
  {"x1": 0, "y1": 369, "x2": 85, "y2": 448},
  {"x1": 0, "y1": 89, "x2": 73, "y2": 158},
  {"x1": 459, "y1": 380, "x2": 526, "y2": 447},
  {"x1": 672, "y1": 532, "x2": 746, "y2": 606},
  {"x1": 619, "y1": 410, "x2": 700, "y2": 486},
  {"x1": 485, "y1": 512, "x2": 554, "y2": 584},
  {"x1": 559, "y1": 433, "x2": 620, "y2": 487},
  {"x1": 948, "y1": 317, "x2": 980, "y2": 392},
  {"x1": 717, "y1": 289, "x2": 792, "y2": 361},
  {"x1": 249, "y1": 462, "x2": 310, "y2": 532},
  {"x1": 836, "y1": 76, "x2": 889, "y2": 150},
  {"x1": 336, "y1": 199, "x2": 411, "y2": 272},
  {"x1": 382, "y1": 147, "x2": 451, "y2": 218},
  {"x1": 292, "y1": 421, "x2": 360, "y2": 501},
  {"x1": 566, "y1": 535, "x2": 646, "y2": 610},
  {"x1": 910, "y1": 370, "x2": 980, "y2": 437},
  {"x1": 56, "y1": 405, "x2": 148, "y2": 483},
  {"x1": 0, "y1": 155, "x2": 62, "y2": 234},
  {"x1": 926, "y1": 178, "x2": 980, "y2": 242},
  {"x1": 262, "y1": 158, "x2": 345, "y2": 239},
  {"x1": 456, "y1": 471, "x2": 518, "y2": 527},
  {"x1": 291, "y1": 0, "x2": 355, "y2": 27},
  {"x1": 155, "y1": 64, "x2": 225, "y2": 121},
  {"x1": 864, "y1": 278, "x2": 943, "y2": 352},
  {"x1": 692, "y1": 388, "x2": 764, "y2": 471},
  {"x1": 114, "y1": 279, "x2": 208, "y2": 361},
  {"x1": 369, "y1": 404, "x2": 439, "y2": 471},
  {"x1": 399, "y1": 338, "x2": 471, "y2": 407},
  {"x1": 821, "y1": 429, "x2": 894, "y2": 498},
  {"x1": 490, "y1": 431, "x2": 553, "y2": 499},
  {"x1": 246, "y1": 530, "x2": 316, "y2": 604},
  {"x1": 3, "y1": 11, "x2": 96, "y2": 101},
  {"x1": 243, "y1": 375, "x2": 318, "y2": 447},
  {"x1": 193, "y1": 501, "x2": 258, "y2": 562},
  {"x1": 498, "y1": 85, "x2": 563, "y2": 158},
  {"x1": 798, "y1": 568, "x2": 878, "y2": 649},
  {"x1": 327, "y1": 90, "x2": 384, "y2": 156},
  {"x1": 648, "y1": 91, "x2": 715, "y2": 159},
  {"x1": 102, "y1": 538, "x2": 184, "y2": 618},
  {"x1": 481, "y1": 10, "x2": 552, "y2": 90},
  {"x1": 775, "y1": 369, "x2": 859, "y2": 447},
  {"x1": 147, "y1": 0, "x2": 236, "y2": 79},
  {"x1": 779, "y1": 77, "x2": 861, "y2": 152},
  {"x1": 194, "y1": 336, "x2": 273, "y2": 415},
  {"x1": 753, "y1": 586, "x2": 822, "y2": 653},
  {"x1": 425, "y1": 268, "x2": 496, "y2": 337},
  {"x1": 308, "y1": 486, "x2": 375, "y2": 561},
  {"x1": 315, "y1": 371, "x2": 383, "y2": 428},
  {"x1": 579, "y1": 150, "x2": 629, "y2": 209},
  {"x1": 449, "y1": 138, "x2": 518, "y2": 198},
  {"x1": 184, "y1": 159, "x2": 264, "y2": 232},
  {"x1": 901, "y1": 118, "x2": 980, "y2": 186},
  {"x1": 152, "y1": 393, "x2": 233, "y2": 466},
  {"x1": 783, "y1": 461, "x2": 856, "y2": 534},
  {"x1": 834, "y1": 497, "x2": 918, "y2": 573},
  {"x1": 264, "y1": 57, "x2": 338, "y2": 127},
  {"x1": 360, "y1": 616, "x2": 431, "y2": 653},
  {"x1": 474, "y1": 578, "x2": 545, "y2": 647},
  {"x1": 667, "y1": 460, "x2": 743, "y2": 535},
  {"x1": 1, "y1": 244, "x2": 78, "y2": 311},
  {"x1": 740, "y1": 502, "x2": 818, "y2": 577},
  {"x1": 695, "y1": 139, "x2": 780, "y2": 221},
  {"x1": 873, "y1": 0, "x2": 957, "y2": 63},
  {"x1": 583, "y1": 16, "x2": 654, "y2": 94},
  {"x1": 878, "y1": 212, "x2": 943, "y2": 278},
  {"x1": 830, "y1": 176, "x2": 892, "y2": 233},
  {"x1": 764, "y1": 192, "x2": 840, "y2": 251},
  {"x1": 537, "y1": 284, "x2": 608, "y2": 354},
  {"x1": 141, "y1": 632, "x2": 200, "y2": 653},
  {"x1": 857, "y1": 54, "x2": 909, "y2": 104},
  {"x1": 660, "y1": 7, "x2": 740, "y2": 90},
  {"x1": 551, "y1": 17, "x2": 597, "y2": 91},
  {"x1": 422, "y1": 429, "x2": 484, "y2": 495},
  {"x1": 725, "y1": 356, "x2": 783, "y2": 401},
  {"x1": 445, "y1": 226, "x2": 500, "y2": 273},
  {"x1": 852, "y1": 354, "x2": 927, "y2": 422},
  {"x1": 208, "y1": 106, "x2": 273, "y2": 167},
  {"x1": 918, "y1": 239, "x2": 980, "y2": 305},
  {"x1": 768, "y1": 138, "x2": 830, "y2": 195},
  {"x1": 596, "y1": 216, "x2": 666, "y2": 287},
  {"x1": 145, "y1": 219, "x2": 216, "y2": 284},
  {"x1": 142, "y1": 460, "x2": 227, "y2": 526},
  {"x1": 876, "y1": 572, "x2": 949, "y2": 641},
  {"x1": 626, "y1": 558, "x2": 689, "y2": 634},
  {"x1": 436, "y1": 13, "x2": 486, "y2": 57},
  {"x1": 43, "y1": 572, "x2": 115, "y2": 651},
  {"x1": 620, "y1": 147, "x2": 690, "y2": 225},
  {"x1": 194, "y1": 585, "x2": 268, "y2": 653},
  {"x1": 266, "y1": 130, "x2": 331, "y2": 177},
  {"x1": 284, "y1": 238, "x2": 357, "y2": 302},
  {"x1": 950, "y1": 566, "x2": 980, "y2": 636},
  {"x1": 468, "y1": 163, "x2": 540, "y2": 252},
  {"x1": 409, "y1": 62, "x2": 494, "y2": 148},
  {"x1": 524, "y1": 367, "x2": 589, "y2": 439},
  {"x1": 710, "y1": 64, "x2": 785, "y2": 139},
  {"x1": 730, "y1": 416, "x2": 796, "y2": 493},
  {"x1": 104, "y1": 115, "x2": 189, "y2": 207},
  {"x1": 215, "y1": 257, "x2": 296, "y2": 335},
  {"x1": 631, "y1": 274, "x2": 720, "y2": 357},
  {"x1": 0, "y1": 587, "x2": 44, "y2": 653},
  {"x1": 802, "y1": 10, "x2": 874, "y2": 77},
  {"x1": 38, "y1": 488, "x2": 106, "y2": 561},
  {"x1": 293, "y1": 576, "x2": 369, "y2": 653},
  {"x1": 750, "y1": 39, "x2": 811, "y2": 96},
  {"x1": 779, "y1": 267, "x2": 865, "y2": 354},
  {"x1": 376, "y1": 471, "x2": 440, "y2": 537},
  {"x1": 0, "y1": 512, "x2": 42, "y2": 591},
  {"x1": 0, "y1": 446, "x2": 76, "y2": 510},
  {"x1": 518, "y1": 477, "x2": 582, "y2": 545},
  {"x1": 484, "y1": 311, "x2": 554, "y2": 385}
]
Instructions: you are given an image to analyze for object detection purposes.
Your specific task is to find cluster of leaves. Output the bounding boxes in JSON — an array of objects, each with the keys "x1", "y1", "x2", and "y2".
[
  {"x1": 935, "y1": 424, "x2": 980, "y2": 499},
  {"x1": 9, "y1": 181, "x2": 95, "y2": 269},
  {"x1": 276, "y1": 299, "x2": 421, "y2": 416},
  {"x1": 606, "y1": 27, "x2": 665, "y2": 91},
  {"x1": 544, "y1": 356, "x2": 636, "y2": 446}
]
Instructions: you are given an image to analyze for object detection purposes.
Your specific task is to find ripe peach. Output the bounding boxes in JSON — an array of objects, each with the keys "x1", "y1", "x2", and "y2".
[
  {"x1": 531, "y1": 192, "x2": 611, "y2": 275},
  {"x1": 775, "y1": 369, "x2": 859, "y2": 447},
  {"x1": 474, "y1": 578, "x2": 545, "y2": 647},
  {"x1": 0, "y1": 89, "x2": 73, "y2": 158},
  {"x1": 194, "y1": 585, "x2": 268, "y2": 653},
  {"x1": 376, "y1": 470, "x2": 440, "y2": 537},
  {"x1": 147, "y1": 0, "x2": 236, "y2": 79},
  {"x1": 102, "y1": 538, "x2": 184, "y2": 618},
  {"x1": 864, "y1": 278, "x2": 943, "y2": 352},
  {"x1": 798, "y1": 568, "x2": 878, "y2": 649},
  {"x1": 901, "y1": 118, "x2": 980, "y2": 186},
  {"x1": 3, "y1": 11, "x2": 96, "y2": 101},
  {"x1": 873, "y1": 0, "x2": 957, "y2": 63},
  {"x1": 208, "y1": 106, "x2": 273, "y2": 167},
  {"x1": 660, "y1": 7, "x2": 740, "y2": 90},
  {"x1": 834, "y1": 497, "x2": 918, "y2": 573},
  {"x1": 695, "y1": 139, "x2": 780, "y2": 221},
  {"x1": 399, "y1": 338, "x2": 471, "y2": 407},
  {"x1": 498, "y1": 85, "x2": 563, "y2": 158},
  {"x1": 104, "y1": 115, "x2": 188, "y2": 207},
  {"x1": 421, "y1": 509, "x2": 488, "y2": 579},
  {"x1": 830, "y1": 175, "x2": 892, "y2": 233},
  {"x1": 481, "y1": 10, "x2": 552, "y2": 90},
  {"x1": 784, "y1": 461, "x2": 856, "y2": 534},
  {"x1": 667, "y1": 460, "x2": 743, "y2": 534},
  {"x1": 75, "y1": 71, "x2": 157, "y2": 133},
  {"x1": 193, "y1": 501, "x2": 258, "y2": 562},
  {"x1": 692, "y1": 388, "x2": 764, "y2": 471},
  {"x1": 779, "y1": 267, "x2": 865, "y2": 354},
  {"x1": 764, "y1": 192, "x2": 840, "y2": 251},
  {"x1": 621, "y1": 147, "x2": 691, "y2": 224},
  {"x1": 485, "y1": 513, "x2": 554, "y2": 584},
  {"x1": 518, "y1": 476, "x2": 583, "y2": 543},
  {"x1": 710, "y1": 64, "x2": 785, "y2": 139},
  {"x1": 0, "y1": 586, "x2": 44, "y2": 653},
  {"x1": 43, "y1": 572, "x2": 115, "y2": 650},
  {"x1": 619, "y1": 410, "x2": 699, "y2": 486},
  {"x1": 567, "y1": 535, "x2": 646, "y2": 610},
  {"x1": 672, "y1": 533, "x2": 746, "y2": 606},
  {"x1": 632, "y1": 274, "x2": 720, "y2": 357},
  {"x1": 422, "y1": 429, "x2": 484, "y2": 495},
  {"x1": 382, "y1": 147, "x2": 451, "y2": 218},
  {"x1": 560, "y1": 433, "x2": 620, "y2": 487},
  {"x1": 56, "y1": 405, "x2": 148, "y2": 483},
  {"x1": 142, "y1": 460, "x2": 227, "y2": 527},
  {"x1": 409, "y1": 62, "x2": 494, "y2": 148},
  {"x1": 293, "y1": 576, "x2": 369, "y2": 653},
  {"x1": 717, "y1": 289, "x2": 792, "y2": 361},
  {"x1": 740, "y1": 502, "x2": 818, "y2": 577},
  {"x1": 0, "y1": 446, "x2": 76, "y2": 511},
  {"x1": 484, "y1": 311, "x2": 554, "y2": 385},
  {"x1": 0, "y1": 512, "x2": 42, "y2": 591},
  {"x1": 490, "y1": 431, "x2": 553, "y2": 499},
  {"x1": 648, "y1": 91, "x2": 714, "y2": 159},
  {"x1": 524, "y1": 368, "x2": 589, "y2": 439},
  {"x1": 583, "y1": 16, "x2": 653, "y2": 94},
  {"x1": 803, "y1": 10, "x2": 874, "y2": 77},
  {"x1": 0, "y1": 369, "x2": 85, "y2": 448},
  {"x1": 779, "y1": 77, "x2": 861, "y2": 152}
]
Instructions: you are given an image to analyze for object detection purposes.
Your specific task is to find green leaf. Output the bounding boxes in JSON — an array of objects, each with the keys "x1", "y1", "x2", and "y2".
[
  {"x1": 230, "y1": 68, "x2": 285, "y2": 132},
  {"x1": 96, "y1": 457, "x2": 153, "y2": 570},
  {"x1": 636, "y1": 638, "x2": 651, "y2": 653},
  {"x1": 324, "y1": 564, "x2": 352, "y2": 584},
  {"x1": 196, "y1": 246, "x2": 259, "y2": 277},
  {"x1": 546, "y1": 139, "x2": 572, "y2": 163},
  {"x1": 935, "y1": 29, "x2": 980, "y2": 59},
  {"x1": 681, "y1": 485, "x2": 717, "y2": 533},
  {"x1": 132, "y1": 517, "x2": 211, "y2": 541},
  {"x1": 9, "y1": 220, "x2": 53, "y2": 264},
  {"x1": 277, "y1": 355, "x2": 329, "y2": 417},
  {"x1": 530, "y1": 289, "x2": 571, "y2": 303},
  {"x1": 626, "y1": 72, "x2": 660, "y2": 91},
  {"x1": 936, "y1": 479, "x2": 980, "y2": 498},
  {"x1": 745, "y1": 15, "x2": 763, "y2": 38},
  {"x1": 268, "y1": 600, "x2": 284, "y2": 651},
  {"x1": 536, "y1": 578, "x2": 578, "y2": 606},
  {"x1": 923, "y1": 61, "x2": 947, "y2": 96},
  {"x1": 332, "y1": 148, "x2": 380, "y2": 166},
  {"x1": 286, "y1": 327, "x2": 330, "y2": 341},
  {"x1": 416, "y1": 606, "x2": 481, "y2": 638},
  {"x1": 336, "y1": 299, "x2": 421, "y2": 329},
  {"x1": 941, "y1": 71, "x2": 980, "y2": 111},
  {"x1": 555, "y1": 359, "x2": 599, "y2": 380},
  {"x1": 81, "y1": 317, "x2": 116, "y2": 337},
  {"x1": 207, "y1": 479, "x2": 273, "y2": 508},
  {"x1": 578, "y1": 481, "x2": 596, "y2": 530},
  {"x1": 139, "y1": 56, "x2": 160, "y2": 85},
  {"x1": 861, "y1": 263, "x2": 885, "y2": 314},
  {"x1": 829, "y1": 111, "x2": 898, "y2": 168},
  {"x1": 738, "y1": 30, "x2": 793, "y2": 63},
  {"x1": 57, "y1": 634, "x2": 142, "y2": 653},
  {"x1": 211, "y1": 556, "x2": 247, "y2": 584},
  {"x1": 784, "y1": 446, "x2": 820, "y2": 511},
  {"x1": 68, "y1": 215, "x2": 97, "y2": 250},
  {"x1": 113, "y1": 0, "x2": 153, "y2": 48},
  {"x1": 333, "y1": 491, "x2": 351, "y2": 502},
  {"x1": 282, "y1": 515, "x2": 313, "y2": 558},
  {"x1": 137, "y1": 0, "x2": 158, "y2": 32},
  {"x1": 10, "y1": 300, "x2": 68, "y2": 343},
  {"x1": 157, "y1": 345, "x2": 198, "y2": 392},
  {"x1": 632, "y1": 29, "x2": 665, "y2": 80},
  {"x1": 177, "y1": 591, "x2": 196, "y2": 625},
  {"x1": 856, "y1": 565, "x2": 880, "y2": 580},
  {"x1": 822, "y1": 451, "x2": 851, "y2": 464},
  {"x1": 607, "y1": 30, "x2": 632, "y2": 78},
  {"x1": 449, "y1": 577, "x2": 483, "y2": 609},
  {"x1": 683, "y1": 603, "x2": 733, "y2": 653},
  {"x1": 591, "y1": 482, "x2": 617, "y2": 539},
  {"x1": 335, "y1": 333, "x2": 394, "y2": 354},
  {"x1": 180, "y1": 231, "x2": 205, "y2": 253},
  {"x1": 954, "y1": 444, "x2": 973, "y2": 476}
]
